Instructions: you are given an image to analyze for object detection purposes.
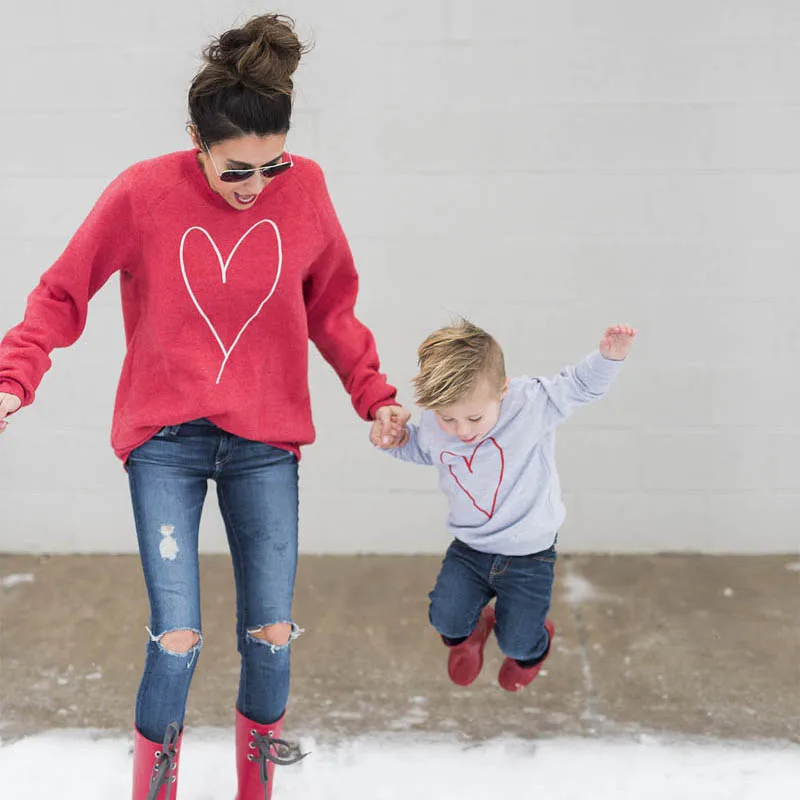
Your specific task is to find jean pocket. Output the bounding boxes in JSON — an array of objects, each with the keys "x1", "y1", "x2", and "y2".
[{"x1": 527, "y1": 544, "x2": 558, "y2": 564}]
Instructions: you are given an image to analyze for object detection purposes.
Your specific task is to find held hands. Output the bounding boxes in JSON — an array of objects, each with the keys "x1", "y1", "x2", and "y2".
[
  {"x1": 600, "y1": 324, "x2": 637, "y2": 361},
  {"x1": 369, "y1": 404, "x2": 411, "y2": 449},
  {"x1": 0, "y1": 392, "x2": 22, "y2": 434}
]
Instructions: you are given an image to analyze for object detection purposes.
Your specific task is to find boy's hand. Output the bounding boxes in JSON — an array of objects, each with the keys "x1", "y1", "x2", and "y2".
[
  {"x1": 370, "y1": 404, "x2": 411, "y2": 449},
  {"x1": 600, "y1": 324, "x2": 637, "y2": 361}
]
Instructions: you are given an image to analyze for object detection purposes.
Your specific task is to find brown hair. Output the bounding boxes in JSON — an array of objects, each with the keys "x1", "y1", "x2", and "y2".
[
  {"x1": 413, "y1": 319, "x2": 506, "y2": 409},
  {"x1": 188, "y1": 14, "x2": 312, "y2": 145}
]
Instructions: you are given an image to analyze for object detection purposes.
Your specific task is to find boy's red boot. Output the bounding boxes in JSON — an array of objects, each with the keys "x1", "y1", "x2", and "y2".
[
  {"x1": 235, "y1": 709, "x2": 307, "y2": 800},
  {"x1": 498, "y1": 618, "x2": 555, "y2": 692},
  {"x1": 446, "y1": 605, "x2": 496, "y2": 686},
  {"x1": 132, "y1": 723, "x2": 181, "y2": 800}
]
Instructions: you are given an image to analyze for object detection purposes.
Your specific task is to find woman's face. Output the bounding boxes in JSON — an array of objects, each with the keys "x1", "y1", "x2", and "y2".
[{"x1": 193, "y1": 131, "x2": 289, "y2": 211}]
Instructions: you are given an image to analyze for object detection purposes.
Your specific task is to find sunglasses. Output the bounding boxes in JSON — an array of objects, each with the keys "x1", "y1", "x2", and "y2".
[{"x1": 203, "y1": 142, "x2": 293, "y2": 183}]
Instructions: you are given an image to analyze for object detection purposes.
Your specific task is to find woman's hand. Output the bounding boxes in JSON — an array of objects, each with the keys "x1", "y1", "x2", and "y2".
[
  {"x1": 370, "y1": 404, "x2": 411, "y2": 449},
  {"x1": 0, "y1": 392, "x2": 22, "y2": 434}
]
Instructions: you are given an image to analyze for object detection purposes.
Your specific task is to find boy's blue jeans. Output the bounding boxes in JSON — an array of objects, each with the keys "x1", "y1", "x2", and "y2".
[
  {"x1": 429, "y1": 538, "x2": 557, "y2": 663},
  {"x1": 126, "y1": 419, "x2": 299, "y2": 743}
]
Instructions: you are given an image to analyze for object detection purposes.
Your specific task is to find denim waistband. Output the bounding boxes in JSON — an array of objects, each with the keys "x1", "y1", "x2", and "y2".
[{"x1": 158, "y1": 418, "x2": 218, "y2": 436}]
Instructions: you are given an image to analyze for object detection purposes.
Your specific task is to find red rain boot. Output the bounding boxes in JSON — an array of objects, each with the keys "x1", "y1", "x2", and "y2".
[
  {"x1": 132, "y1": 723, "x2": 182, "y2": 800},
  {"x1": 498, "y1": 618, "x2": 556, "y2": 692},
  {"x1": 235, "y1": 709, "x2": 307, "y2": 800},
  {"x1": 446, "y1": 605, "x2": 496, "y2": 686}
]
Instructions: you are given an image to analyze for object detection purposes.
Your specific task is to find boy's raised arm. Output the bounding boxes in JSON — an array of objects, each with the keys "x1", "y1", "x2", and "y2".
[{"x1": 525, "y1": 325, "x2": 637, "y2": 435}]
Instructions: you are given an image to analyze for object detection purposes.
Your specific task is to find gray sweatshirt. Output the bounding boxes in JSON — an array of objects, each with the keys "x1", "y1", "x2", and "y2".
[{"x1": 388, "y1": 350, "x2": 623, "y2": 555}]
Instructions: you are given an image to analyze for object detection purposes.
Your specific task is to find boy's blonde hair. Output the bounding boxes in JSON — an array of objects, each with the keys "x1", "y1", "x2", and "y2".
[{"x1": 413, "y1": 319, "x2": 506, "y2": 409}]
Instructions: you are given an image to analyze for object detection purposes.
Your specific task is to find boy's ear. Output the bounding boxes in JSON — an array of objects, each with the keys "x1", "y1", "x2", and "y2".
[{"x1": 501, "y1": 377, "x2": 510, "y2": 399}]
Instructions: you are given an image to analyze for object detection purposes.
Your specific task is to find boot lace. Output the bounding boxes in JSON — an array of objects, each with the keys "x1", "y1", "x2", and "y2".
[
  {"x1": 146, "y1": 722, "x2": 180, "y2": 800},
  {"x1": 248, "y1": 728, "x2": 308, "y2": 798}
]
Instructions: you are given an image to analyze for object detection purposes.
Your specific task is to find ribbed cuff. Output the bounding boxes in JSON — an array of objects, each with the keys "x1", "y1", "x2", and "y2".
[
  {"x1": 0, "y1": 379, "x2": 27, "y2": 408},
  {"x1": 366, "y1": 394, "x2": 398, "y2": 421},
  {"x1": 586, "y1": 349, "x2": 625, "y2": 375}
]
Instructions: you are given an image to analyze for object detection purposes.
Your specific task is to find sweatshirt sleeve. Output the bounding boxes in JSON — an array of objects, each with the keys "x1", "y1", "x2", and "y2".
[
  {"x1": 302, "y1": 166, "x2": 397, "y2": 421},
  {"x1": 523, "y1": 350, "x2": 623, "y2": 437},
  {"x1": 386, "y1": 422, "x2": 434, "y2": 465},
  {"x1": 0, "y1": 172, "x2": 139, "y2": 406}
]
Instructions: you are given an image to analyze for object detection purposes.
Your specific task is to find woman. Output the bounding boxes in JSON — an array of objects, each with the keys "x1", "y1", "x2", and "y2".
[{"x1": 0, "y1": 14, "x2": 408, "y2": 800}]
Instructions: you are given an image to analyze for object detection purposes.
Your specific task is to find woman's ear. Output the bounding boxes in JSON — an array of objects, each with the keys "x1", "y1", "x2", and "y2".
[{"x1": 186, "y1": 123, "x2": 201, "y2": 150}]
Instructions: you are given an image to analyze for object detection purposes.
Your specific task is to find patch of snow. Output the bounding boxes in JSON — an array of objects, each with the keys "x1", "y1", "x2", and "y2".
[
  {"x1": 562, "y1": 572, "x2": 600, "y2": 604},
  {"x1": 388, "y1": 702, "x2": 429, "y2": 731},
  {"x1": 1, "y1": 731, "x2": 798, "y2": 799},
  {"x1": 1, "y1": 573, "x2": 34, "y2": 589},
  {"x1": 326, "y1": 711, "x2": 363, "y2": 721},
  {"x1": 561, "y1": 569, "x2": 617, "y2": 606}
]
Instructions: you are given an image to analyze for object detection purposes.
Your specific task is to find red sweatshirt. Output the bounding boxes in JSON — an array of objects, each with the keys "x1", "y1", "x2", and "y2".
[{"x1": 0, "y1": 150, "x2": 396, "y2": 462}]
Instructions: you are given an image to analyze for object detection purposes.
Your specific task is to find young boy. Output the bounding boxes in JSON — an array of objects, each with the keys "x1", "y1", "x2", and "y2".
[{"x1": 374, "y1": 320, "x2": 636, "y2": 691}]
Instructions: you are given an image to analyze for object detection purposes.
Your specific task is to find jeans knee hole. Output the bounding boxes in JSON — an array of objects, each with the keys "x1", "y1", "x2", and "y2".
[
  {"x1": 246, "y1": 621, "x2": 303, "y2": 653},
  {"x1": 148, "y1": 627, "x2": 202, "y2": 656}
]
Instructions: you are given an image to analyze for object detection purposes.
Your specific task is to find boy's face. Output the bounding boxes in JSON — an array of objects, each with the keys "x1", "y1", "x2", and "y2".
[{"x1": 433, "y1": 377, "x2": 509, "y2": 444}]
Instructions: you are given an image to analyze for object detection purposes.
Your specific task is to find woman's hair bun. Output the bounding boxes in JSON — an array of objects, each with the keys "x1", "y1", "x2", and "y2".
[{"x1": 203, "y1": 14, "x2": 308, "y2": 96}]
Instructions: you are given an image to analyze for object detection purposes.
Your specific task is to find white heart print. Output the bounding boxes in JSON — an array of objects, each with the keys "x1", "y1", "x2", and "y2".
[{"x1": 179, "y1": 219, "x2": 282, "y2": 384}]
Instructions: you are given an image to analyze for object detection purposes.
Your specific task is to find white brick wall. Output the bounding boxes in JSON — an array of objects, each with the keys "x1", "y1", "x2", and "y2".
[{"x1": 1, "y1": 1, "x2": 799, "y2": 554}]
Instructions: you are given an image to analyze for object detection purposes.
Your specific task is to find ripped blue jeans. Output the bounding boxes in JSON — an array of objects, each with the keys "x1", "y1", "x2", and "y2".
[{"x1": 127, "y1": 419, "x2": 299, "y2": 743}]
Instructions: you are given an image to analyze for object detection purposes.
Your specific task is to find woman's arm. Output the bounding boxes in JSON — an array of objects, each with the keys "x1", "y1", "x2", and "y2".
[
  {"x1": 0, "y1": 171, "x2": 139, "y2": 408},
  {"x1": 301, "y1": 164, "x2": 401, "y2": 422}
]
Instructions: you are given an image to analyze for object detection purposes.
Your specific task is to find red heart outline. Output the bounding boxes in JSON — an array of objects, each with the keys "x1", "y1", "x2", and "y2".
[{"x1": 440, "y1": 437, "x2": 505, "y2": 520}]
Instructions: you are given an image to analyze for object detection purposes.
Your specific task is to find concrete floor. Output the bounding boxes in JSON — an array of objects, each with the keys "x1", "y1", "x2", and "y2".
[{"x1": 1, "y1": 553, "x2": 798, "y2": 745}]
